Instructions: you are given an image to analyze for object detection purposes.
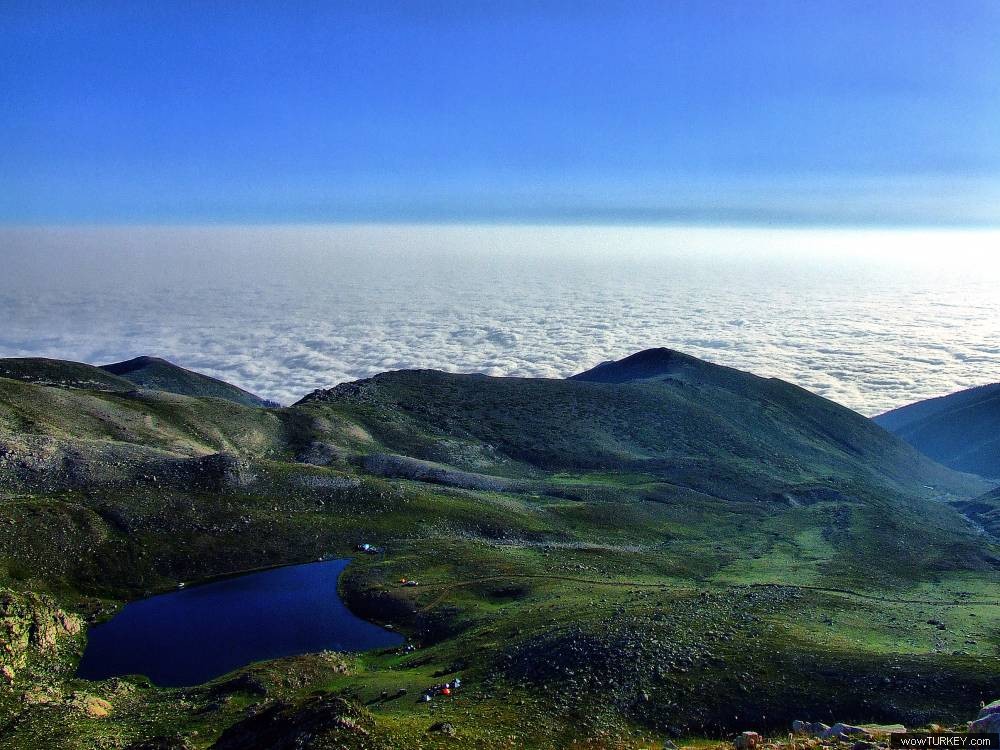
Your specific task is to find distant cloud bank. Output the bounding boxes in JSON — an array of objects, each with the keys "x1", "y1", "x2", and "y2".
[{"x1": 1, "y1": 225, "x2": 998, "y2": 415}]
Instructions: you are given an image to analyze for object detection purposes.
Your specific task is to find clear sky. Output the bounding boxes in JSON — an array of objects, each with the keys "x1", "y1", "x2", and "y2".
[{"x1": 2, "y1": 1, "x2": 999, "y2": 225}]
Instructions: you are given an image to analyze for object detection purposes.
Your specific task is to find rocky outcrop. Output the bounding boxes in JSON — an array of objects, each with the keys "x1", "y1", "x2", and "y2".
[
  {"x1": 0, "y1": 588, "x2": 82, "y2": 688},
  {"x1": 792, "y1": 721, "x2": 873, "y2": 740},
  {"x1": 0, "y1": 435, "x2": 171, "y2": 493},
  {"x1": 70, "y1": 691, "x2": 113, "y2": 717},
  {"x1": 362, "y1": 453, "x2": 533, "y2": 493},
  {"x1": 0, "y1": 433, "x2": 261, "y2": 496},
  {"x1": 296, "y1": 441, "x2": 349, "y2": 467},
  {"x1": 181, "y1": 452, "x2": 258, "y2": 492},
  {"x1": 210, "y1": 694, "x2": 384, "y2": 750}
]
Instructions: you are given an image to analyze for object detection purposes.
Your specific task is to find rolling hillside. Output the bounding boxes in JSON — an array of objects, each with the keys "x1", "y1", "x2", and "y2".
[
  {"x1": 300, "y1": 349, "x2": 985, "y2": 502},
  {"x1": 0, "y1": 355, "x2": 272, "y2": 408},
  {"x1": 101, "y1": 356, "x2": 272, "y2": 407},
  {"x1": 1, "y1": 350, "x2": 997, "y2": 749},
  {"x1": 0, "y1": 357, "x2": 135, "y2": 393}
]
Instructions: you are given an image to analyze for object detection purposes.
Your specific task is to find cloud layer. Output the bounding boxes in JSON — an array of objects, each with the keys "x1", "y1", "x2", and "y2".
[{"x1": 1, "y1": 225, "x2": 998, "y2": 415}]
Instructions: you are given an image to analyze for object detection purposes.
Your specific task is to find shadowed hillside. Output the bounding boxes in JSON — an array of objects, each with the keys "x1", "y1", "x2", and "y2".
[
  {"x1": 571, "y1": 347, "x2": 747, "y2": 388},
  {"x1": 951, "y1": 485, "x2": 1000, "y2": 537},
  {"x1": 875, "y1": 382, "x2": 1000, "y2": 479}
]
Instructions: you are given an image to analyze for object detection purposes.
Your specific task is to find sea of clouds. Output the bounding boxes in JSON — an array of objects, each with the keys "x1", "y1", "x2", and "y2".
[{"x1": 1, "y1": 225, "x2": 997, "y2": 415}]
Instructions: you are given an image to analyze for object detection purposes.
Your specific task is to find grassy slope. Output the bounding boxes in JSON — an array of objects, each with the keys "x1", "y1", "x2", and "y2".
[
  {"x1": 101, "y1": 356, "x2": 271, "y2": 408},
  {"x1": 0, "y1": 358, "x2": 135, "y2": 393},
  {"x1": 0, "y1": 377, "x2": 285, "y2": 458},
  {"x1": 0, "y1": 354, "x2": 997, "y2": 749},
  {"x1": 298, "y1": 367, "x2": 984, "y2": 500}
]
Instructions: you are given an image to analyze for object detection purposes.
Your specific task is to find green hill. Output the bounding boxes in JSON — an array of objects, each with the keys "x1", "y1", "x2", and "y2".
[
  {"x1": 875, "y1": 382, "x2": 1000, "y2": 479},
  {"x1": 101, "y1": 356, "x2": 271, "y2": 407},
  {"x1": 299, "y1": 350, "x2": 983, "y2": 503},
  {"x1": 0, "y1": 357, "x2": 135, "y2": 392},
  {"x1": 0, "y1": 355, "x2": 272, "y2": 408},
  {"x1": 571, "y1": 347, "x2": 746, "y2": 387}
]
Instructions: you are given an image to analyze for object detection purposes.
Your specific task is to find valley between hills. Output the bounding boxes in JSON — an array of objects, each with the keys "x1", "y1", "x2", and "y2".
[{"x1": 0, "y1": 349, "x2": 997, "y2": 749}]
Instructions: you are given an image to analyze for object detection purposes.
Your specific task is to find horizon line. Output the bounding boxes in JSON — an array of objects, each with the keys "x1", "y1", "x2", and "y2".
[{"x1": 3, "y1": 217, "x2": 1000, "y2": 232}]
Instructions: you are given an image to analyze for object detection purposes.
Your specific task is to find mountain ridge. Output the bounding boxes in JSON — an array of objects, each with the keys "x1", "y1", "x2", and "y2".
[
  {"x1": 299, "y1": 350, "x2": 986, "y2": 503},
  {"x1": 0, "y1": 354, "x2": 272, "y2": 408},
  {"x1": 0, "y1": 357, "x2": 135, "y2": 393}
]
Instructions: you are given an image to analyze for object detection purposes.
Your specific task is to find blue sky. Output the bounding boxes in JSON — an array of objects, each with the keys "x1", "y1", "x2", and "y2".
[{"x1": 2, "y1": 1, "x2": 999, "y2": 225}]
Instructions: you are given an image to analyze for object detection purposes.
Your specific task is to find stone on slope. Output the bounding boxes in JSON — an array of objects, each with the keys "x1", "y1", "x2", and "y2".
[{"x1": 970, "y1": 699, "x2": 1000, "y2": 733}]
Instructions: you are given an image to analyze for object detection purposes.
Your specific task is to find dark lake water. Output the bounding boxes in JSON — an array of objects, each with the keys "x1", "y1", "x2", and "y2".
[{"x1": 76, "y1": 558, "x2": 403, "y2": 687}]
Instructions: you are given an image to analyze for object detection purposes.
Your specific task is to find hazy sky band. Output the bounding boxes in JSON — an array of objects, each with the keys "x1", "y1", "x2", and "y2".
[{"x1": 2, "y1": 1, "x2": 999, "y2": 225}]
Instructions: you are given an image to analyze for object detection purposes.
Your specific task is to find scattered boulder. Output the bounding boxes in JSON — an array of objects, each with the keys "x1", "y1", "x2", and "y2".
[
  {"x1": 293, "y1": 473, "x2": 361, "y2": 491},
  {"x1": 428, "y1": 721, "x2": 456, "y2": 736},
  {"x1": 734, "y1": 731, "x2": 762, "y2": 750},
  {"x1": 978, "y1": 698, "x2": 1000, "y2": 718},
  {"x1": 821, "y1": 723, "x2": 872, "y2": 740},
  {"x1": 792, "y1": 721, "x2": 830, "y2": 736},
  {"x1": 125, "y1": 736, "x2": 194, "y2": 750},
  {"x1": 970, "y1": 699, "x2": 1000, "y2": 734},
  {"x1": 793, "y1": 721, "x2": 871, "y2": 740}
]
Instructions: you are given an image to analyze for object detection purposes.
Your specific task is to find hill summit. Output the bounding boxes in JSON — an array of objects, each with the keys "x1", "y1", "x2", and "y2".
[
  {"x1": 100, "y1": 356, "x2": 272, "y2": 407},
  {"x1": 571, "y1": 347, "x2": 715, "y2": 383}
]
